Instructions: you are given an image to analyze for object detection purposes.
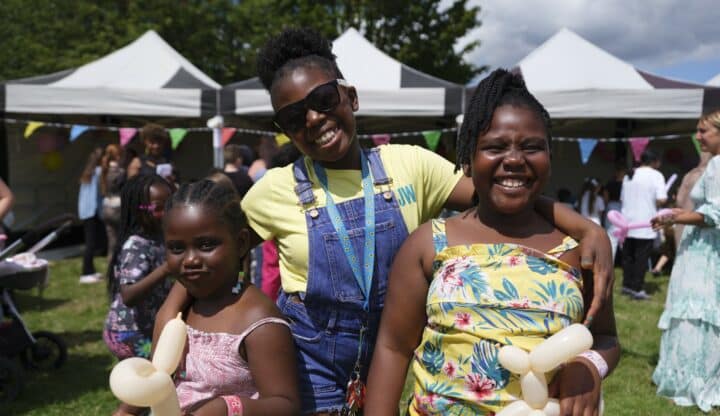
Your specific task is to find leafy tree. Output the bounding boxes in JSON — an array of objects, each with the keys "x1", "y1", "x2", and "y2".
[{"x1": 0, "y1": 0, "x2": 483, "y2": 85}]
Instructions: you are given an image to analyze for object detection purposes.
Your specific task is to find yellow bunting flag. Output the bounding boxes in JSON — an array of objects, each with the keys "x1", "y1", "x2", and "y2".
[
  {"x1": 275, "y1": 133, "x2": 290, "y2": 146},
  {"x1": 24, "y1": 121, "x2": 44, "y2": 139}
]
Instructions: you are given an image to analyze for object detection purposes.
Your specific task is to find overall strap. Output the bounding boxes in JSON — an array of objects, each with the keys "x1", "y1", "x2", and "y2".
[
  {"x1": 292, "y1": 157, "x2": 316, "y2": 206},
  {"x1": 365, "y1": 148, "x2": 392, "y2": 186},
  {"x1": 431, "y1": 218, "x2": 449, "y2": 254}
]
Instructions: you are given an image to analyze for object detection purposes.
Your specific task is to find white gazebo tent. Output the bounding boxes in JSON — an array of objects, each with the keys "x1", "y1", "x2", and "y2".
[
  {"x1": 708, "y1": 72, "x2": 720, "y2": 87},
  {"x1": 220, "y1": 28, "x2": 465, "y2": 134},
  {"x1": 0, "y1": 30, "x2": 221, "y2": 225},
  {"x1": 1, "y1": 30, "x2": 220, "y2": 117},
  {"x1": 509, "y1": 28, "x2": 720, "y2": 196},
  {"x1": 513, "y1": 28, "x2": 720, "y2": 137}
]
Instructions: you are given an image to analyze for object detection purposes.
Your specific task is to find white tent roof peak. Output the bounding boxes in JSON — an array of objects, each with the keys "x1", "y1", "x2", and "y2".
[
  {"x1": 51, "y1": 30, "x2": 220, "y2": 90},
  {"x1": 517, "y1": 27, "x2": 653, "y2": 91},
  {"x1": 332, "y1": 27, "x2": 404, "y2": 89},
  {"x1": 708, "y1": 72, "x2": 720, "y2": 86}
]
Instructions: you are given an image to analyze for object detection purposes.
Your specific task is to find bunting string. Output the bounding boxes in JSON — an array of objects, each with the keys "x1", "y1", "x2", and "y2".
[{"x1": 1, "y1": 117, "x2": 694, "y2": 143}]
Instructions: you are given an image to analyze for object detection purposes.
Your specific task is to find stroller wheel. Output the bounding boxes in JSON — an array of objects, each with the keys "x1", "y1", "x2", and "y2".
[
  {"x1": 20, "y1": 331, "x2": 67, "y2": 371},
  {"x1": 0, "y1": 357, "x2": 24, "y2": 404}
]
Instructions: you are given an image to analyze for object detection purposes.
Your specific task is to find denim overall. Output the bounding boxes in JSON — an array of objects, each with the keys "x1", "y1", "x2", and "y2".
[{"x1": 277, "y1": 148, "x2": 409, "y2": 413}]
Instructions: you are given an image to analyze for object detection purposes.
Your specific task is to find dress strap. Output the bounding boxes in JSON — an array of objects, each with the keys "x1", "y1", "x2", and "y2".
[
  {"x1": 547, "y1": 236, "x2": 579, "y2": 257},
  {"x1": 431, "y1": 218, "x2": 449, "y2": 254},
  {"x1": 237, "y1": 317, "x2": 290, "y2": 345}
]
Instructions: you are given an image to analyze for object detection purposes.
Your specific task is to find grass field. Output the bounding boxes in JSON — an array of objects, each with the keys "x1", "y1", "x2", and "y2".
[{"x1": 1, "y1": 256, "x2": 718, "y2": 415}]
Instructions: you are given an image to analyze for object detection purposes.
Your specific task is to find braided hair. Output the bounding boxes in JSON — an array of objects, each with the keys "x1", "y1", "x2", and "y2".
[
  {"x1": 165, "y1": 179, "x2": 248, "y2": 244},
  {"x1": 107, "y1": 174, "x2": 170, "y2": 298},
  {"x1": 456, "y1": 69, "x2": 552, "y2": 172},
  {"x1": 257, "y1": 28, "x2": 343, "y2": 91}
]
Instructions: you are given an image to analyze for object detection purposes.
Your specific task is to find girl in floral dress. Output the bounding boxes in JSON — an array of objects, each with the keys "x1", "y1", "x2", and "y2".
[
  {"x1": 365, "y1": 69, "x2": 620, "y2": 416},
  {"x1": 103, "y1": 174, "x2": 173, "y2": 360}
]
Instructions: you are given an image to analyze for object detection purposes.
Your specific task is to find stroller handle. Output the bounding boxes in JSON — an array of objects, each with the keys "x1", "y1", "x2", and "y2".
[{"x1": 0, "y1": 214, "x2": 76, "y2": 261}]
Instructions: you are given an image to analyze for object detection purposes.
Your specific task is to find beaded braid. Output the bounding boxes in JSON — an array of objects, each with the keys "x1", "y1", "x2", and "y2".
[{"x1": 456, "y1": 69, "x2": 553, "y2": 172}]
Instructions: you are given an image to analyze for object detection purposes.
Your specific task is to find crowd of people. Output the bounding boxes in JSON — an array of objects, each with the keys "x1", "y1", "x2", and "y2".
[{"x1": 47, "y1": 27, "x2": 717, "y2": 415}]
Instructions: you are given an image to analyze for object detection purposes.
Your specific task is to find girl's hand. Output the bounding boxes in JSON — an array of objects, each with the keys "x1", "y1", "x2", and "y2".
[
  {"x1": 183, "y1": 397, "x2": 227, "y2": 416},
  {"x1": 651, "y1": 208, "x2": 684, "y2": 230},
  {"x1": 578, "y1": 227, "x2": 612, "y2": 326},
  {"x1": 548, "y1": 358, "x2": 602, "y2": 416}
]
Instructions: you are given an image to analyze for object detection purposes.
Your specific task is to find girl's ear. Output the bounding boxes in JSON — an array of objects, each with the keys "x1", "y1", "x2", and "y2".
[{"x1": 347, "y1": 86, "x2": 359, "y2": 112}]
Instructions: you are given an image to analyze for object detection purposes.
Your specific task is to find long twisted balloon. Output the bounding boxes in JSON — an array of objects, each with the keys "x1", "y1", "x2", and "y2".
[
  {"x1": 496, "y1": 323, "x2": 603, "y2": 416},
  {"x1": 109, "y1": 312, "x2": 187, "y2": 416}
]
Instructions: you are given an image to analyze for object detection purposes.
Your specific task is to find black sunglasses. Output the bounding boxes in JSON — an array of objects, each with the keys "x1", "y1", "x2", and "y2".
[{"x1": 273, "y1": 79, "x2": 349, "y2": 133}]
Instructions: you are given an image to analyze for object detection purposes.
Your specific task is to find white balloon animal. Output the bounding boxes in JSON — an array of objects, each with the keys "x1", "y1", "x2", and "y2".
[
  {"x1": 496, "y1": 323, "x2": 603, "y2": 416},
  {"x1": 109, "y1": 312, "x2": 187, "y2": 416}
]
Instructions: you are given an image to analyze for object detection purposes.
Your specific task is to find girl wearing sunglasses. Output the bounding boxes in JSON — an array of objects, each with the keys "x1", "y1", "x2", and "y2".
[{"x1": 156, "y1": 28, "x2": 613, "y2": 415}]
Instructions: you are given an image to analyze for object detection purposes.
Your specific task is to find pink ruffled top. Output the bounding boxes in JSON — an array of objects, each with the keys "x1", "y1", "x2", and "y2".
[{"x1": 175, "y1": 317, "x2": 289, "y2": 411}]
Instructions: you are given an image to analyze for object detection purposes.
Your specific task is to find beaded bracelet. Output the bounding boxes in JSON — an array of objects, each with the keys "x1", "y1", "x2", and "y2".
[
  {"x1": 222, "y1": 395, "x2": 244, "y2": 416},
  {"x1": 578, "y1": 350, "x2": 609, "y2": 379}
]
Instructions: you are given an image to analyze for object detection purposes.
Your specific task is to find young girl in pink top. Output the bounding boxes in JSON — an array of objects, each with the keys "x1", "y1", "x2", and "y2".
[{"x1": 161, "y1": 179, "x2": 300, "y2": 415}]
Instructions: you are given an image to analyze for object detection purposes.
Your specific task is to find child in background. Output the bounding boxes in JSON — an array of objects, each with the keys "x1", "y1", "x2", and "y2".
[
  {"x1": 103, "y1": 174, "x2": 173, "y2": 361},
  {"x1": 78, "y1": 147, "x2": 105, "y2": 284},
  {"x1": 161, "y1": 179, "x2": 299, "y2": 415},
  {"x1": 365, "y1": 69, "x2": 620, "y2": 415},
  {"x1": 579, "y1": 177, "x2": 606, "y2": 225}
]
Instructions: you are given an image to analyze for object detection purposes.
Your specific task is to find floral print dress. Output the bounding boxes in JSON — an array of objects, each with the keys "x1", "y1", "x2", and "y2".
[
  {"x1": 409, "y1": 219, "x2": 584, "y2": 415},
  {"x1": 104, "y1": 235, "x2": 169, "y2": 358}
]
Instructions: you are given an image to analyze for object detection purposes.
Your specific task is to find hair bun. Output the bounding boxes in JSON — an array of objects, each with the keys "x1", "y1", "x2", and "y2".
[{"x1": 258, "y1": 28, "x2": 336, "y2": 90}]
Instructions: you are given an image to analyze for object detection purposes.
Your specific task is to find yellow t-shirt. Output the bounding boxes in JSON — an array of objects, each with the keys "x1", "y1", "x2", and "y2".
[{"x1": 241, "y1": 144, "x2": 464, "y2": 293}]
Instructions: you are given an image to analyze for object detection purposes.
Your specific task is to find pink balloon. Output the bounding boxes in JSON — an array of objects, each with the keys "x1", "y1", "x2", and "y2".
[{"x1": 607, "y1": 209, "x2": 673, "y2": 244}]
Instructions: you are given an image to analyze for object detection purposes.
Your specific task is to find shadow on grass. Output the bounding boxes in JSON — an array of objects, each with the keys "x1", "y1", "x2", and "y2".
[
  {"x1": 2, "y1": 353, "x2": 115, "y2": 414},
  {"x1": 622, "y1": 346, "x2": 660, "y2": 366},
  {"x1": 11, "y1": 291, "x2": 69, "y2": 312},
  {"x1": 60, "y1": 329, "x2": 104, "y2": 350}
]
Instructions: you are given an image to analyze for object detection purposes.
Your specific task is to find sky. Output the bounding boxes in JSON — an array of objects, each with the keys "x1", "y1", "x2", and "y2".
[{"x1": 454, "y1": 0, "x2": 720, "y2": 84}]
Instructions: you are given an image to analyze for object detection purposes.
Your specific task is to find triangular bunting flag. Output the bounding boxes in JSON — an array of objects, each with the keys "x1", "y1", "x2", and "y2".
[
  {"x1": 275, "y1": 133, "x2": 290, "y2": 146},
  {"x1": 169, "y1": 128, "x2": 188, "y2": 150},
  {"x1": 691, "y1": 133, "x2": 702, "y2": 155},
  {"x1": 119, "y1": 128, "x2": 138, "y2": 147},
  {"x1": 422, "y1": 130, "x2": 442, "y2": 151},
  {"x1": 24, "y1": 121, "x2": 44, "y2": 139},
  {"x1": 371, "y1": 134, "x2": 391, "y2": 146},
  {"x1": 629, "y1": 137, "x2": 651, "y2": 161},
  {"x1": 221, "y1": 128, "x2": 237, "y2": 146},
  {"x1": 69, "y1": 125, "x2": 90, "y2": 142},
  {"x1": 578, "y1": 138, "x2": 598, "y2": 165}
]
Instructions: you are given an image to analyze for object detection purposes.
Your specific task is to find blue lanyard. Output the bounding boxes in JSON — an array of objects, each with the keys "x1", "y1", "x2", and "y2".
[{"x1": 313, "y1": 151, "x2": 375, "y2": 311}]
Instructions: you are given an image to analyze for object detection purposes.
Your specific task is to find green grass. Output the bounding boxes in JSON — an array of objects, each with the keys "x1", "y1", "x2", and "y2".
[{"x1": 1, "y1": 257, "x2": 718, "y2": 415}]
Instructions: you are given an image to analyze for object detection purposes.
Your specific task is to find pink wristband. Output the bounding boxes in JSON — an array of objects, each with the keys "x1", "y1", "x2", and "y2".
[
  {"x1": 222, "y1": 395, "x2": 244, "y2": 416},
  {"x1": 578, "y1": 350, "x2": 609, "y2": 379}
]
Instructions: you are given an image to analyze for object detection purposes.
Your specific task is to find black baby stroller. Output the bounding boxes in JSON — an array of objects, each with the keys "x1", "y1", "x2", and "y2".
[{"x1": 0, "y1": 215, "x2": 74, "y2": 403}]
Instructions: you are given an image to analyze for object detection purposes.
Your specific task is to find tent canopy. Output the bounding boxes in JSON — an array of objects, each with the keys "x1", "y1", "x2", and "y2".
[
  {"x1": 513, "y1": 28, "x2": 720, "y2": 136},
  {"x1": 1, "y1": 30, "x2": 219, "y2": 117},
  {"x1": 708, "y1": 72, "x2": 720, "y2": 87},
  {"x1": 222, "y1": 28, "x2": 465, "y2": 118}
]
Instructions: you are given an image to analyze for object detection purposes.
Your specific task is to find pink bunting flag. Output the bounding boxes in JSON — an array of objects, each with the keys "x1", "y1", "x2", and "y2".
[
  {"x1": 629, "y1": 137, "x2": 650, "y2": 162},
  {"x1": 371, "y1": 134, "x2": 391, "y2": 146},
  {"x1": 119, "y1": 128, "x2": 138, "y2": 147},
  {"x1": 221, "y1": 128, "x2": 237, "y2": 146}
]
